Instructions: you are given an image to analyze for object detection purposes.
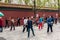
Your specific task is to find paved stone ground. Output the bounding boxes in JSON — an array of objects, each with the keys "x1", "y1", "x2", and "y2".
[{"x1": 0, "y1": 23, "x2": 60, "y2": 40}]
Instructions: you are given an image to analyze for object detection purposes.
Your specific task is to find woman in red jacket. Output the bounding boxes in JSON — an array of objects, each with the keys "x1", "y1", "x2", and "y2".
[{"x1": 0, "y1": 17, "x2": 3, "y2": 32}]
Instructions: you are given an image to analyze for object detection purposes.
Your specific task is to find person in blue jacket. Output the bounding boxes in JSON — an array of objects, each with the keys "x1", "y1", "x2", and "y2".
[
  {"x1": 27, "y1": 17, "x2": 35, "y2": 38},
  {"x1": 47, "y1": 16, "x2": 54, "y2": 33}
]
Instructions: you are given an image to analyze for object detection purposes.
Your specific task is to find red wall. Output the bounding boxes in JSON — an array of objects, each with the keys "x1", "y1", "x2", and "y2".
[
  {"x1": 0, "y1": 10, "x2": 34, "y2": 26},
  {"x1": 0, "y1": 10, "x2": 34, "y2": 18},
  {"x1": 0, "y1": 10, "x2": 58, "y2": 26},
  {"x1": 37, "y1": 11, "x2": 58, "y2": 17}
]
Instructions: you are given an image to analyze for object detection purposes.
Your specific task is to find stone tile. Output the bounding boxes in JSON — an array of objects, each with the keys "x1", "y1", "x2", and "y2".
[{"x1": 0, "y1": 23, "x2": 60, "y2": 40}]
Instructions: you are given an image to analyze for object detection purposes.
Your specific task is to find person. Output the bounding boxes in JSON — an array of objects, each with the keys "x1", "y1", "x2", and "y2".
[
  {"x1": 22, "y1": 17, "x2": 28, "y2": 32},
  {"x1": 51, "y1": 16, "x2": 55, "y2": 25},
  {"x1": 47, "y1": 16, "x2": 53, "y2": 33},
  {"x1": 45, "y1": 17, "x2": 48, "y2": 23},
  {"x1": 5, "y1": 17, "x2": 9, "y2": 28},
  {"x1": 35, "y1": 17, "x2": 39, "y2": 26},
  {"x1": 55, "y1": 17, "x2": 57, "y2": 24},
  {"x1": 27, "y1": 17, "x2": 35, "y2": 38},
  {"x1": 59, "y1": 17, "x2": 60, "y2": 23},
  {"x1": 0, "y1": 17, "x2": 3, "y2": 32},
  {"x1": 10, "y1": 17, "x2": 15, "y2": 31},
  {"x1": 38, "y1": 16, "x2": 43, "y2": 30},
  {"x1": 16, "y1": 17, "x2": 20, "y2": 26}
]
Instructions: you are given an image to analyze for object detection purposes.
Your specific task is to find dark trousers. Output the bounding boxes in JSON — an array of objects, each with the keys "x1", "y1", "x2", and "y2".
[
  {"x1": 55, "y1": 19, "x2": 57, "y2": 24},
  {"x1": 5, "y1": 23, "x2": 9, "y2": 28},
  {"x1": 0, "y1": 26, "x2": 3, "y2": 32},
  {"x1": 22, "y1": 25, "x2": 27, "y2": 32},
  {"x1": 59, "y1": 19, "x2": 60, "y2": 23},
  {"x1": 47, "y1": 24, "x2": 53, "y2": 32},
  {"x1": 28, "y1": 27, "x2": 35, "y2": 38},
  {"x1": 10, "y1": 23, "x2": 15, "y2": 31},
  {"x1": 17, "y1": 22, "x2": 20, "y2": 26}
]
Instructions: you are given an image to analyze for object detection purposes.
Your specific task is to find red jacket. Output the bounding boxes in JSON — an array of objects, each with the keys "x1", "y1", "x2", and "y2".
[{"x1": 0, "y1": 19, "x2": 3, "y2": 26}]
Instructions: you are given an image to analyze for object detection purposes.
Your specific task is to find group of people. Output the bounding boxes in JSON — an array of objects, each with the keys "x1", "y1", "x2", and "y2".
[
  {"x1": 22, "y1": 15, "x2": 57, "y2": 38},
  {"x1": 0, "y1": 17, "x2": 21, "y2": 32},
  {"x1": 0, "y1": 16, "x2": 35, "y2": 38},
  {"x1": 36, "y1": 15, "x2": 58, "y2": 33},
  {"x1": 22, "y1": 17, "x2": 35, "y2": 38},
  {"x1": 0, "y1": 15, "x2": 59, "y2": 38},
  {"x1": 5, "y1": 17, "x2": 21, "y2": 31}
]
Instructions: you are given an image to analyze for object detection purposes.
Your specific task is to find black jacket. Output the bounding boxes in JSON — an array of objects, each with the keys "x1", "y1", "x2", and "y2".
[{"x1": 27, "y1": 20, "x2": 33, "y2": 28}]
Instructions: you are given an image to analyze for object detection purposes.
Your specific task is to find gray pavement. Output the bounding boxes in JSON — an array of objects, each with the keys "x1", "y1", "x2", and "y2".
[{"x1": 0, "y1": 23, "x2": 60, "y2": 40}]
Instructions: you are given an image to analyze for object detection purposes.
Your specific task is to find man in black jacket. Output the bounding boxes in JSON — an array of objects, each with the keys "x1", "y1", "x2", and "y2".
[
  {"x1": 5, "y1": 18, "x2": 9, "y2": 28},
  {"x1": 17, "y1": 17, "x2": 20, "y2": 26},
  {"x1": 47, "y1": 16, "x2": 54, "y2": 33},
  {"x1": 27, "y1": 17, "x2": 35, "y2": 38}
]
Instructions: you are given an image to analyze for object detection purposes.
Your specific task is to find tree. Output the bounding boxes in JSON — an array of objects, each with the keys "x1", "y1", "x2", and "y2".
[
  {"x1": 5, "y1": 0, "x2": 8, "y2": 3},
  {"x1": 24, "y1": 0, "x2": 29, "y2": 5}
]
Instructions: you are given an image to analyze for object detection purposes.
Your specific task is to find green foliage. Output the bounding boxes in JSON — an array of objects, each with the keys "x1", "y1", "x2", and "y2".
[
  {"x1": 0, "y1": 0, "x2": 1, "y2": 1},
  {"x1": 5, "y1": 0, "x2": 8, "y2": 3},
  {"x1": 58, "y1": 0, "x2": 60, "y2": 9},
  {"x1": 36, "y1": 0, "x2": 41, "y2": 6},
  {"x1": 24, "y1": 0, "x2": 30, "y2": 5},
  {"x1": 19, "y1": 0, "x2": 22, "y2": 3},
  {"x1": 58, "y1": 5, "x2": 60, "y2": 9},
  {"x1": 4, "y1": 0, "x2": 59, "y2": 9}
]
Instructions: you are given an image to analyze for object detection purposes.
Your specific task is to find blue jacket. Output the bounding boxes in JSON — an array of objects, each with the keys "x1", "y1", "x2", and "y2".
[
  {"x1": 47, "y1": 18, "x2": 53, "y2": 25},
  {"x1": 39, "y1": 18, "x2": 43, "y2": 23}
]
